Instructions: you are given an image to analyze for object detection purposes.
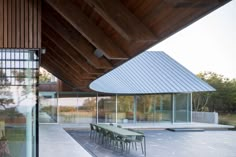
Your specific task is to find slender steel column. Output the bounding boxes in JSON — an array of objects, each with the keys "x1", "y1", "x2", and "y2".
[
  {"x1": 190, "y1": 93, "x2": 193, "y2": 123},
  {"x1": 172, "y1": 94, "x2": 175, "y2": 123},
  {"x1": 133, "y1": 95, "x2": 137, "y2": 123},
  {"x1": 96, "y1": 93, "x2": 98, "y2": 124},
  {"x1": 115, "y1": 94, "x2": 118, "y2": 124}
]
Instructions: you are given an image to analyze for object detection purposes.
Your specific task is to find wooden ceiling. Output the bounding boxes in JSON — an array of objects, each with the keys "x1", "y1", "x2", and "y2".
[{"x1": 40, "y1": 0, "x2": 230, "y2": 91}]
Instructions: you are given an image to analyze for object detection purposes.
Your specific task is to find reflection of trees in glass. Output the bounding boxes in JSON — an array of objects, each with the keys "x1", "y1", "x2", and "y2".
[
  {"x1": 80, "y1": 97, "x2": 96, "y2": 110},
  {"x1": 0, "y1": 68, "x2": 14, "y2": 109},
  {"x1": 137, "y1": 95, "x2": 157, "y2": 113},
  {"x1": 12, "y1": 70, "x2": 33, "y2": 107},
  {"x1": 117, "y1": 96, "x2": 133, "y2": 112},
  {"x1": 98, "y1": 97, "x2": 115, "y2": 112}
]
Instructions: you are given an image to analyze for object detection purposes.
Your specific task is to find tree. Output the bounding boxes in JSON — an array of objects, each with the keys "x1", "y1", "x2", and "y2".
[
  {"x1": 39, "y1": 68, "x2": 51, "y2": 83},
  {"x1": 193, "y1": 72, "x2": 236, "y2": 113},
  {"x1": 0, "y1": 68, "x2": 14, "y2": 109}
]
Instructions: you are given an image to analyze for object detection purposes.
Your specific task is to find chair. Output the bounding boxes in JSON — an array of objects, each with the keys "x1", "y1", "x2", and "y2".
[
  {"x1": 108, "y1": 131, "x2": 125, "y2": 152},
  {"x1": 100, "y1": 128, "x2": 109, "y2": 146},
  {"x1": 89, "y1": 123, "x2": 96, "y2": 140},
  {"x1": 94, "y1": 125, "x2": 102, "y2": 143},
  {"x1": 126, "y1": 129, "x2": 145, "y2": 154}
]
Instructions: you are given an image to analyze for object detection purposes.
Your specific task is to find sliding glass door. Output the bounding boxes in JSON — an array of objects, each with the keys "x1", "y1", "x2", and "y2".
[
  {"x1": 174, "y1": 93, "x2": 191, "y2": 123},
  {"x1": 39, "y1": 92, "x2": 57, "y2": 123},
  {"x1": 0, "y1": 49, "x2": 39, "y2": 157}
]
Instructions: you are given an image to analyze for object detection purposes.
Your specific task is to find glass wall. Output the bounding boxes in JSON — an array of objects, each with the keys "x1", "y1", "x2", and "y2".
[
  {"x1": 38, "y1": 91, "x2": 192, "y2": 124},
  {"x1": 117, "y1": 96, "x2": 134, "y2": 123},
  {"x1": 58, "y1": 92, "x2": 96, "y2": 124},
  {"x1": 0, "y1": 49, "x2": 39, "y2": 157},
  {"x1": 174, "y1": 93, "x2": 191, "y2": 123},
  {"x1": 136, "y1": 94, "x2": 172, "y2": 123},
  {"x1": 39, "y1": 92, "x2": 57, "y2": 123},
  {"x1": 97, "y1": 95, "x2": 116, "y2": 123}
]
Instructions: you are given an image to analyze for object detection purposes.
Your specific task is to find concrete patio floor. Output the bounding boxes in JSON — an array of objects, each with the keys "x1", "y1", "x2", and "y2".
[
  {"x1": 39, "y1": 124, "x2": 91, "y2": 157},
  {"x1": 60, "y1": 122, "x2": 234, "y2": 130},
  {"x1": 39, "y1": 123, "x2": 234, "y2": 157},
  {"x1": 67, "y1": 129, "x2": 236, "y2": 157}
]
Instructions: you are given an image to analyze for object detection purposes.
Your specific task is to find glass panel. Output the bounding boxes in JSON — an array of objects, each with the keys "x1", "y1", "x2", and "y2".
[
  {"x1": 58, "y1": 92, "x2": 77, "y2": 123},
  {"x1": 77, "y1": 93, "x2": 96, "y2": 123},
  {"x1": 158, "y1": 95, "x2": 172, "y2": 122},
  {"x1": 117, "y1": 96, "x2": 134, "y2": 124},
  {"x1": 136, "y1": 94, "x2": 172, "y2": 123},
  {"x1": 136, "y1": 95, "x2": 153, "y2": 123},
  {"x1": 39, "y1": 92, "x2": 58, "y2": 123},
  {"x1": 174, "y1": 93, "x2": 191, "y2": 122},
  {"x1": 97, "y1": 95, "x2": 116, "y2": 123},
  {"x1": 58, "y1": 92, "x2": 96, "y2": 124},
  {"x1": 0, "y1": 49, "x2": 38, "y2": 157}
]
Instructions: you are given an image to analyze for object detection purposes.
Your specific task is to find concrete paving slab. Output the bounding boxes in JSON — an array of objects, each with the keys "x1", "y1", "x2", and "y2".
[{"x1": 39, "y1": 124, "x2": 92, "y2": 157}]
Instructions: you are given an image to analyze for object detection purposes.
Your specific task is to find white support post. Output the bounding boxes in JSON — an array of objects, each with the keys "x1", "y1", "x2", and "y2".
[
  {"x1": 190, "y1": 93, "x2": 193, "y2": 123},
  {"x1": 115, "y1": 94, "x2": 118, "y2": 124},
  {"x1": 56, "y1": 91, "x2": 59, "y2": 124},
  {"x1": 172, "y1": 94, "x2": 175, "y2": 124}
]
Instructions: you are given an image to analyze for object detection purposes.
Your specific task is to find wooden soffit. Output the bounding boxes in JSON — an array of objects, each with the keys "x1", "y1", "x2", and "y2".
[{"x1": 40, "y1": 0, "x2": 231, "y2": 91}]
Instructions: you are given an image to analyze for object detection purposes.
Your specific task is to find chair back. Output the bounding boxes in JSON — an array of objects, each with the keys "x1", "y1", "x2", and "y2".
[
  {"x1": 90, "y1": 123, "x2": 95, "y2": 130},
  {"x1": 95, "y1": 125, "x2": 100, "y2": 132}
]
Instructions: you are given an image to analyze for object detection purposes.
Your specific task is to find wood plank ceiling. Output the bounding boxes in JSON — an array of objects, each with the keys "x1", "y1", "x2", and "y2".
[{"x1": 40, "y1": 0, "x2": 230, "y2": 91}]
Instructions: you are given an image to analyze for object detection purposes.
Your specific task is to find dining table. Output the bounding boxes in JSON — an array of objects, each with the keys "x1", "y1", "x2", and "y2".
[{"x1": 94, "y1": 124, "x2": 146, "y2": 156}]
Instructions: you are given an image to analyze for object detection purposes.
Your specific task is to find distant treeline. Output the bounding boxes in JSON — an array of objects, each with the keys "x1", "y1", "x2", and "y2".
[{"x1": 193, "y1": 72, "x2": 236, "y2": 113}]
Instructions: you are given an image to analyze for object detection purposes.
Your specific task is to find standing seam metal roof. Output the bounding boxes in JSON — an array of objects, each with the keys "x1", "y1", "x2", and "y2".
[{"x1": 89, "y1": 51, "x2": 215, "y2": 94}]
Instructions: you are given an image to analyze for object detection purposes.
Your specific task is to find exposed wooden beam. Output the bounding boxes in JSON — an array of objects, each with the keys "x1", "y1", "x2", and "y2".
[
  {"x1": 42, "y1": 22, "x2": 104, "y2": 75},
  {"x1": 45, "y1": 0, "x2": 129, "y2": 60},
  {"x1": 42, "y1": 62, "x2": 89, "y2": 91},
  {"x1": 41, "y1": 63, "x2": 78, "y2": 88},
  {"x1": 43, "y1": 42, "x2": 96, "y2": 80},
  {"x1": 42, "y1": 4, "x2": 112, "y2": 69},
  {"x1": 85, "y1": 0, "x2": 156, "y2": 42},
  {"x1": 41, "y1": 58, "x2": 84, "y2": 88},
  {"x1": 42, "y1": 53, "x2": 90, "y2": 87},
  {"x1": 42, "y1": 36, "x2": 91, "y2": 79}
]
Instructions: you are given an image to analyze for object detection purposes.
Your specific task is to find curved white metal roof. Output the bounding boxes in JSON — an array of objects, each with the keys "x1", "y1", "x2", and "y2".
[{"x1": 89, "y1": 51, "x2": 215, "y2": 94}]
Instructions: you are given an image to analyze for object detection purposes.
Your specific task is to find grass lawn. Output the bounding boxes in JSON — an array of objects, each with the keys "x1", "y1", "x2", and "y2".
[
  {"x1": 219, "y1": 113, "x2": 236, "y2": 129},
  {"x1": 5, "y1": 127, "x2": 26, "y2": 157}
]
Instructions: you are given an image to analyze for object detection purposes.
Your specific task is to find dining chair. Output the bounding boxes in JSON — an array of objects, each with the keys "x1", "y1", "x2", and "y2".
[
  {"x1": 89, "y1": 123, "x2": 96, "y2": 140},
  {"x1": 94, "y1": 125, "x2": 102, "y2": 143},
  {"x1": 126, "y1": 129, "x2": 145, "y2": 154}
]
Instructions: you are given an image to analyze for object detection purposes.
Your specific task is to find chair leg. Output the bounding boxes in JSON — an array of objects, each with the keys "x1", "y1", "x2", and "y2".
[{"x1": 141, "y1": 142, "x2": 144, "y2": 154}]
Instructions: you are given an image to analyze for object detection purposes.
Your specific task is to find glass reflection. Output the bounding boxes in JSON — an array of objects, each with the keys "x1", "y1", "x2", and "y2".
[
  {"x1": 39, "y1": 92, "x2": 57, "y2": 123},
  {"x1": 0, "y1": 49, "x2": 38, "y2": 157},
  {"x1": 58, "y1": 92, "x2": 96, "y2": 124},
  {"x1": 117, "y1": 96, "x2": 134, "y2": 123},
  {"x1": 97, "y1": 95, "x2": 116, "y2": 123},
  {"x1": 174, "y1": 93, "x2": 191, "y2": 123},
  {"x1": 136, "y1": 94, "x2": 172, "y2": 123}
]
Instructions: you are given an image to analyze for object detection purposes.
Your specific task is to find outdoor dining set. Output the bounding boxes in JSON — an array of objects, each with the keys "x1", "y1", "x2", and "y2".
[{"x1": 89, "y1": 123, "x2": 146, "y2": 156}]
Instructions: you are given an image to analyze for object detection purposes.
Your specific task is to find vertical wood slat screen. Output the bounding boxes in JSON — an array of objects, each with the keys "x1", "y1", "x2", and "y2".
[{"x1": 0, "y1": 0, "x2": 41, "y2": 48}]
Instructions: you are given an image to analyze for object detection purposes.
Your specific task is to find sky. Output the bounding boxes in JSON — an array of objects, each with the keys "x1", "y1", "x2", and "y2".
[{"x1": 148, "y1": 1, "x2": 236, "y2": 79}]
